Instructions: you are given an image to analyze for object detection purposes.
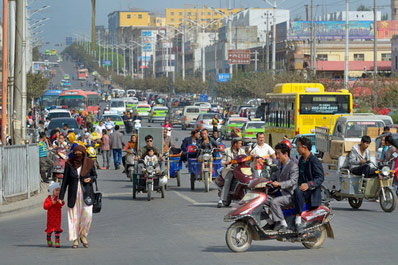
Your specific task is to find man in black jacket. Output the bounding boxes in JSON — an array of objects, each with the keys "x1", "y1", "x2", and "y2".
[
  {"x1": 294, "y1": 137, "x2": 324, "y2": 233},
  {"x1": 180, "y1": 129, "x2": 200, "y2": 162}
]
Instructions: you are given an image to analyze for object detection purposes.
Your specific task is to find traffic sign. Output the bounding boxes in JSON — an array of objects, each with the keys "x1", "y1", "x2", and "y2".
[
  {"x1": 103, "y1": 60, "x2": 112, "y2": 66},
  {"x1": 228, "y1": 49, "x2": 250, "y2": 65},
  {"x1": 217, "y1": 73, "x2": 230, "y2": 83}
]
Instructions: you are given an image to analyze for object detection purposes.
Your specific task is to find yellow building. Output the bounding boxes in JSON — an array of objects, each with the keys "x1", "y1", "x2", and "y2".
[
  {"x1": 166, "y1": 7, "x2": 243, "y2": 31},
  {"x1": 108, "y1": 11, "x2": 151, "y2": 36},
  {"x1": 150, "y1": 16, "x2": 166, "y2": 27}
]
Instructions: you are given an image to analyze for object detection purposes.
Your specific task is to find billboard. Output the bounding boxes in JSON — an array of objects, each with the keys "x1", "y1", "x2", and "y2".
[
  {"x1": 228, "y1": 49, "x2": 250, "y2": 65},
  {"x1": 287, "y1": 21, "x2": 374, "y2": 41},
  {"x1": 66, "y1": 37, "x2": 73, "y2": 45},
  {"x1": 377, "y1": 21, "x2": 398, "y2": 40}
]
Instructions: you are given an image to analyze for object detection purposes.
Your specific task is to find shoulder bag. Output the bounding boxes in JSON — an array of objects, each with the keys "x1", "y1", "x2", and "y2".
[{"x1": 93, "y1": 179, "x2": 102, "y2": 213}]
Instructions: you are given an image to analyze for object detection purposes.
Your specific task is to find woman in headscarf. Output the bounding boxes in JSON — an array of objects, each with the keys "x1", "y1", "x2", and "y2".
[
  {"x1": 59, "y1": 145, "x2": 97, "y2": 249},
  {"x1": 122, "y1": 134, "x2": 138, "y2": 171}
]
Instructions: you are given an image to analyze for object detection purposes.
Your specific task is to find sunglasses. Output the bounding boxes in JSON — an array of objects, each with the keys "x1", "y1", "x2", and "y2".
[{"x1": 146, "y1": 139, "x2": 153, "y2": 142}]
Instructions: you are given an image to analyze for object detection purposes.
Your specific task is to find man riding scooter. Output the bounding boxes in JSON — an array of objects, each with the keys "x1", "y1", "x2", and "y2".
[
  {"x1": 250, "y1": 132, "x2": 276, "y2": 178},
  {"x1": 263, "y1": 143, "x2": 298, "y2": 232},
  {"x1": 217, "y1": 138, "x2": 246, "y2": 208},
  {"x1": 294, "y1": 136, "x2": 324, "y2": 233}
]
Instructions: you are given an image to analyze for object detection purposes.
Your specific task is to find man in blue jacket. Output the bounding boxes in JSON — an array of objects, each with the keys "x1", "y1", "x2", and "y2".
[{"x1": 294, "y1": 136, "x2": 324, "y2": 233}]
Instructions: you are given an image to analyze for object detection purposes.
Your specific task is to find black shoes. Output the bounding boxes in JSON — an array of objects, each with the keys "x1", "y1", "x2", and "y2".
[
  {"x1": 262, "y1": 223, "x2": 275, "y2": 231},
  {"x1": 273, "y1": 223, "x2": 288, "y2": 233}
]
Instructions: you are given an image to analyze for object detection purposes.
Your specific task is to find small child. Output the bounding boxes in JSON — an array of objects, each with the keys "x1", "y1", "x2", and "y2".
[
  {"x1": 144, "y1": 147, "x2": 161, "y2": 173},
  {"x1": 43, "y1": 182, "x2": 65, "y2": 248}
]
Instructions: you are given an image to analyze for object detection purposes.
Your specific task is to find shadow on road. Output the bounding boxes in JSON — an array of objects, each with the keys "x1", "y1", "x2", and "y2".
[
  {"x1": 202, "y1": 244, "x2": 304, "y2": 253},
  {"x1": 331, "y1": 206, "x2": 376, "y2": 212}
]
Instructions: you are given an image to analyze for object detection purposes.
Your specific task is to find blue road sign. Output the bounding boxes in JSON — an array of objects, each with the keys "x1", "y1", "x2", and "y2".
[
  {"x1": 217, "y1": 73, "x2": 230, "y2": 83},
  {"x1": 103, "y1": 60, "x2": 112, "y2": 66}
]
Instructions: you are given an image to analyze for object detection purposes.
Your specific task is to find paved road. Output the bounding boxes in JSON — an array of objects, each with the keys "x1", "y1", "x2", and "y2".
[{"x1": 1, "y1": 118, "x2": 398, "y2": 265}]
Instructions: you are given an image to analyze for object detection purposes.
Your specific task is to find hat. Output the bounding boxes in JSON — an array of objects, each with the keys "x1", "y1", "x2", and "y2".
[{"x1": 48, "y1": 181, "x2": 60, "y2": 195}]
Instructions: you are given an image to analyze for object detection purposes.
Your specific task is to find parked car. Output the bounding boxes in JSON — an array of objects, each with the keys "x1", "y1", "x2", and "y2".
[
  {"x1": 47, "y1": 118, "x2": 81, "y2": 138},
  {"x1": 181, "y1": 106, "x2": 201, "y2": 130},
  {"x1": 194, "y1": 113, "x2": 224, "y2": 131},
  {"x1": 241, "y1": 121, "x2": 265, "y2": 144}
]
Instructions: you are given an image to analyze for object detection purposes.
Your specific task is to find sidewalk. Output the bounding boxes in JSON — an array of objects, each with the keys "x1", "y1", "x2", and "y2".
[{"x1": 0, "y1": 183, "x2": 49, "y2": 217}]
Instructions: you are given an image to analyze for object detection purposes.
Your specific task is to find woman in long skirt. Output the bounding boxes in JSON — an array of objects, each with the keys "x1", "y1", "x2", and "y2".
[{"x1": 59, "y1": 145, "x2": 97, "y2": 248}]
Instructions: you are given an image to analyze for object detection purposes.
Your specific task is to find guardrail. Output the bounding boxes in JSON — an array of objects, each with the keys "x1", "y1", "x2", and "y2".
[{"x1": 0, "y1": 144, "x2": 41, "y2": 205}]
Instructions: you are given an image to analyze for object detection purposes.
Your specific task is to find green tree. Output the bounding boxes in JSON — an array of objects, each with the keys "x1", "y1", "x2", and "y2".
[
  {"x1": 32, "y1": 46, "x2": 40, "y2": 61},
  {"x1": 27, "y1": 72, "x2": 49, "y2": 103},
  {"x1": 357, "y1": 5, "x2": 371, "y2": 11}
]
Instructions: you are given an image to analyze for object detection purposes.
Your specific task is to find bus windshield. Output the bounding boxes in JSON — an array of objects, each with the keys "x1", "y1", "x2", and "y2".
[
  {"x1": 41, "y1": 95, "x2": 58, "y2": 106},
  {"x1": 300, "y1": 95, "x2": 350, "y2": 115},
  {"x1": 59, "y1": 96, "x2": 86, "y2": 109},
  {"x1": 88, "y1": 95, "x2": 100, "y2": 106},
  {"x1": 111, "y1": 101, "x2": 125, "y2": 108}
]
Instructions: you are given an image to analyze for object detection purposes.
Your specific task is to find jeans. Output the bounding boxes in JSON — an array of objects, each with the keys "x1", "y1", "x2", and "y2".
[
  {"x1": 264, "y1": 195, "x2": 292, "y2": 222},
  {"x1": 220, "y1": 168, "x2": 234, "y2": 201},
  {"x1": 351, "y1": 164, "x2": 376, "y2": 178},
  {"x1": 112, "y1": 149, "x2": 122, "y2": 168},
  {"x1": 40, "y1": 157, "x2": 53, "y2": 181},
  {"x1": 102, "y1": 150, "x2": 111, "y2": 168}
]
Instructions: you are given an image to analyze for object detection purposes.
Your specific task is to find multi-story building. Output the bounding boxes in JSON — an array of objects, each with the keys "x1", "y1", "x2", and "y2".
[
  {"x1": 165, "y1": 6, "x2": 243, "y2": 32},
  {"x1": 393, "y1": 35, "x2": 398, "y2": 73},
  {"x1": 150, "y1": 16, "x2": 166, "y2": 27},
  {"x1": 108, "y1": 10, "x2": 151, "y2": 40}
]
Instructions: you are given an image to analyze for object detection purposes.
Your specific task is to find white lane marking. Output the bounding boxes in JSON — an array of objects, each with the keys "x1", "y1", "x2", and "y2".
[
  {"x1": 103, "y1": 192, "x2": 132, "y2": 197},
  {"x1": 173, "y1": 191, "x2": 199, "y2": 205}
]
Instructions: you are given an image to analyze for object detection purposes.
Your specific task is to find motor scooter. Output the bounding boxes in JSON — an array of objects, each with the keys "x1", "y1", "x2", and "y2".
[
  {"x1": 49, "y1": 147, "x2": 68, "y2": 182},
  {"x1": 215, "y1": 154, "x2": 255, "y2": 207},
  {"x1": 125, "y1": 149, "x2": 137, "y2": 180},
  {"x1": 224, "y1": 178, "x2": 334, "y2": 252}
]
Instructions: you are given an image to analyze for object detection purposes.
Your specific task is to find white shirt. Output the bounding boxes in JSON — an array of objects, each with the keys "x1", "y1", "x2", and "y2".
[
  {"x1": 251, "y1": 143, "x2": 275, "y2": 157},
  {"x1": 95, "y1": 124, "x2": 106, "y2": 135}
]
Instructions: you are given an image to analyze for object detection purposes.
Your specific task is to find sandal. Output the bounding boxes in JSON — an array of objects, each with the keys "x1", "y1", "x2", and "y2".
[
  {"x1": 80, "y1": 237, "x2": 89, "y2": 248},
  {"x1": 72, "y1": 240, "x2": 79, "y2": 249}
]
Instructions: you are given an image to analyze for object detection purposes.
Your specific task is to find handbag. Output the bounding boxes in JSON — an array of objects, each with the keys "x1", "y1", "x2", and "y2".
[{"x1": 92, "y1": 179, "x2": 102, "y2": 213}]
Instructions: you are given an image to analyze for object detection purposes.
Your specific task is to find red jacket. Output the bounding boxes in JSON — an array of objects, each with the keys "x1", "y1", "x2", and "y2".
[{"x1": 43, "y1": 196, "x2": 64, "y2": 233}]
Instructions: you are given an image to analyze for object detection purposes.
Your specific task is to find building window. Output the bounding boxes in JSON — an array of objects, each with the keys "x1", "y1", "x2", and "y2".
[
  {"x1": 171, "y1": 18, "x2": 175, "y2": 22},
  {"x1": 381, "y1": 53, "x2": 391, "y2": 61},
  {"x1": 138, "y1": 14, "x2": 142, "y2": 19},
  {"x1": 179, "y1": 18, "x2": 182, "y2": 22},
  {"x1": 214, "y1": 12, "x2": 218, "y2": 15},
  {"x1": 354, "y1": 54, "x2": 364, "y2": 61},
  {"x1": 208, "y1": 12, "x2": 211, "y2": 15},
  {"x1": 127, "y1": 14, "x2": 131, "y2": 19},
  {"x1": 201, "y1": 12, "x2": 204, "y2": 16},
  {"x1": 187, "y1": 12, "x2": 191, "y2": 16},
  {"x1": 179, "y1": 12, "x2": 182, "y2": 16},
  {"x1": 170, "y1": 12, "x2": 174, "y2": 16},
  {"x1": 317, "y1": 54, "x2": 328, "y2": 61},
  {"x1": 207, "y1": 18, "x2": 211, "y2": 22}
]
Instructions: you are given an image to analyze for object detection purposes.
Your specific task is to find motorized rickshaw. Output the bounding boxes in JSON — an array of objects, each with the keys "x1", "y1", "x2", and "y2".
[{"x1": 187, "y1": 143, "x2": 225, "y2": 192}]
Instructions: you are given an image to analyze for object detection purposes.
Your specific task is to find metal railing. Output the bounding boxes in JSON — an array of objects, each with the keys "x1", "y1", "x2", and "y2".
[{"x1": 0, "y1": 144, "x2": 41, "y2": 205}]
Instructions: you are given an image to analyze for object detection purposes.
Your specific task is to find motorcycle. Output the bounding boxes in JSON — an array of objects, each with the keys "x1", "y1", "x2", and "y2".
[
  {"x1": 49, "y1": 147, "x2": 68, "y2": 182},
  {"x1": 85, "y1": 142, "x2": 100, "y2": 169},
  {"x1": 224, "y1": 178, "x2": 334, "y2": 252},
  {"x1": 133, "y1": 153, "x2": 168, "y2": 201},
  {"x1": 215, "y1": 154, "x2": 255, "y2": 207},
  {"x1": 125, "y1": 149, "x2": 137, "y2": 180},
  {"x1": 187, "y1": 144, "x2": 224, "y2": 192}
]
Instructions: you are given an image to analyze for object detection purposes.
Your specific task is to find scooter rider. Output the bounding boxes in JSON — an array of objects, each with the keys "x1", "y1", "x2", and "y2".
[
  {"x1": 180, "y1": 129, "x2": 201, "y2": 162},
  {"x1": 136, "y1": 135, "x2": 164, "y2": 175},
  {"x1": 263, "y1": 143, "x2": 298, "y2": 232},
  {"x1": 217, "y1": 138, "x2": 246, "y2": 208},
  {"x1": 294, "y1": 136, "x2": 324, "y2": 233},
  {"x1": 250, "y1": 132, "x2": 276, "y2": 178}
]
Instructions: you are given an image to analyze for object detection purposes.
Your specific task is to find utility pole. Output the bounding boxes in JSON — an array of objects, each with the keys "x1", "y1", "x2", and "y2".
[
  {"x1": 254, "y1": 50, "x2": 258, "y2": 72},
  {"x1": 373, "y1": 0, "x2": 378, "y2": 78},
  {"x1": 202, "y1": 27, "x2": 205, "y2": 83},
  {"x1": 14, "y1": 0, "x2": 24, "y2": 144},
  {"x1": 21, "y1": 0, "x2": 27, "y2": 142},
  {"x1": 2, "y1": 0, "x2": 9, "y2": 145},
  {"x1": 91, "y1": 0, "x2": 96, "y2": 51},
  {"x1": 344, "y1": 0, "x2": 349, "y2": 89},
  {"x1": 228, "y1": 0, "x2": 233, "y2": 77},
  {"x1": 310, "y1": 0, "x2": 316, "y2": 76},
  {"x1": 264, "y1": 0, "x2": 278, "y2": 74},
  {"x1": 182, "y1": 30, "x2": 185, "y2": 80},
  {"x1": 265, "y1": 10, "x2": 270, "y2": 71}
]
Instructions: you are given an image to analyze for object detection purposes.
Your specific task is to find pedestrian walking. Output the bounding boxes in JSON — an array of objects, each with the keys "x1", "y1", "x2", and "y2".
[
  {"x1": 100, "y1": 129, "x2": 111, "y2": 169},
  {"x1": 39, "y1": 132, "x2": 53, "y2": 183},
  {"x1": 43, "y1": 182, "x2": 65, "y2": 248},
  {"x1": 59, "y1": 145, "x2": 97, "y2": 249},
  {"x1": 110, "y1": 125, "x2": 124, "y2": 170}
]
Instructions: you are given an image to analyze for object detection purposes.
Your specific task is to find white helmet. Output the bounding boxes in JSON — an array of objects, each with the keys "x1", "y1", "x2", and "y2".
[{"x1": 159, "y1": 176, "x2": 168, "y2": 186}]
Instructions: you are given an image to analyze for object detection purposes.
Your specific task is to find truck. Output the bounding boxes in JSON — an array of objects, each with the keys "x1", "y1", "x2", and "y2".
[{"x1": 77, "y1": 69, "x2": 89, "y2": 80}]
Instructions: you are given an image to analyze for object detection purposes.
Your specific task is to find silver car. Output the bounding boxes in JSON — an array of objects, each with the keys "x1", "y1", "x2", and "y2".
[{"x1": 194, "y1": 113, "x2": 223, "y2": 131}]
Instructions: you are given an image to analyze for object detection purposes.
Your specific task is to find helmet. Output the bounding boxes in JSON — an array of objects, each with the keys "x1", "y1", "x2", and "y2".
[
  {"x1": 87, "y1": 146, "x2": 96, "y2": 158},
  {"x1": 280, "y1": 139, "x2": 293, "y2": 150},
  {"x1": 159, "y1": 176, "x2": 168, "y2": 186}
]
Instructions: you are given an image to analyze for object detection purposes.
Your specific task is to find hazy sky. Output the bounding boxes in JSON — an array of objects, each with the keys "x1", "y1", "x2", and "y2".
[{"x1": 2, "y1": 0, "x2": 392, "y2": 50}]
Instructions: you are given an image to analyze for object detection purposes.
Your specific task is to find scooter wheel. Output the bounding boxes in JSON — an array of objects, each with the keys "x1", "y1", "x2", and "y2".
[
  {"x1": 226, "y1": 221, "x2": 252, "y2": 253},
  {"x1": 302, "y1": 225, "x2": 327, "y2": 249}
]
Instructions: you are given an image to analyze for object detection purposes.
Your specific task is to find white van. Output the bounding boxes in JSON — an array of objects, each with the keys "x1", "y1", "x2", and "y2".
[
  {"x1": 109, "y1": 99, "x2": 126, "y2": 114},
  {"x1": 181, "y1": 106, "x2": 201, "y2": 130}
]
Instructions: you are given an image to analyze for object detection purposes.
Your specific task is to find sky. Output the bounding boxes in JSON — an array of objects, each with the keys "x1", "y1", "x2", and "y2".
[{"x1": 1, "y1": 0, "x2": 393, "y2": 51}]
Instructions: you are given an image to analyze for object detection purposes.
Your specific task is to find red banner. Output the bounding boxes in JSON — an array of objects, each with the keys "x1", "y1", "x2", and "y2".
[{"x1": 228, "y1": 49, "x2": 250, "y2": 65}]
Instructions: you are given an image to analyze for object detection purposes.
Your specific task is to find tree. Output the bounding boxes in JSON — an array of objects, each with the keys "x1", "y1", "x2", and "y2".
[
  {"x1": 357, "y1": 5, "x2": 371, "y2": 11},
  {"x1": 26, "y1": 73, "x2": 49, "y2": 103},
  {"x1": 32, "y1": 46, "x2": 40, "y2": 61}
]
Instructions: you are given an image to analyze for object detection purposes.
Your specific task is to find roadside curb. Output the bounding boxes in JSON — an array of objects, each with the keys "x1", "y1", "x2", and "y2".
[{"x1": 0, "y1": 183, "x2": 49, "y2": 217}]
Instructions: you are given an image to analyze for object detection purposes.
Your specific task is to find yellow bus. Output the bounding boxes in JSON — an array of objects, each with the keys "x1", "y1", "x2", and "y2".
[{"x1": 264, "y1": 83, "x2": 353, "y2": 146}]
